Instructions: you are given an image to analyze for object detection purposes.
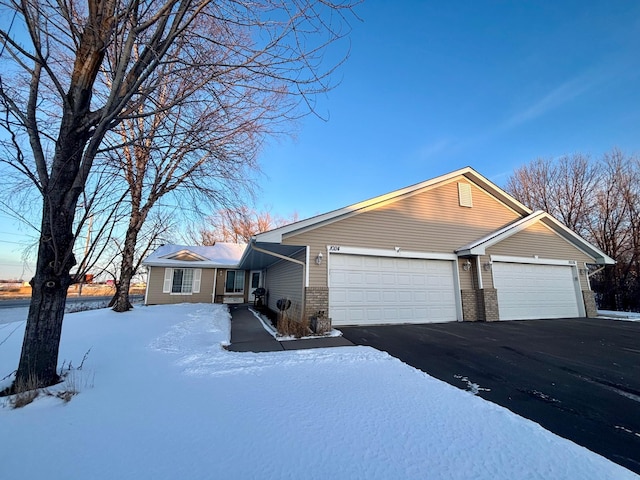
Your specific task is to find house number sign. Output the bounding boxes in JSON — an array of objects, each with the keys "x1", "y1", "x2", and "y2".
[{"x1": 329, "y1": 245, "x2": 340, "y2": 252}]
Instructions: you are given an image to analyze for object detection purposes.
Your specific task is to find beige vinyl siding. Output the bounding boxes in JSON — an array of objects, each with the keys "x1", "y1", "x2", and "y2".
[
  {"x1": 486, "y1": 222, "x2": 594, "y2": 290},
  {"x1": 145, "y1": 266, "x2": 215, "y2": 304},
  {"x1": 457, "y1": 259, "x2": 476, "y2": 291},
  {"x1": 265, "y1": 250, "x2": 305, "y2": 314},
  {"x1": 213, "y1": 269, "x2": 225, "y2": 301},
  {"x1": 286, "y1": 178, "x2": 521, "y2": 288}
]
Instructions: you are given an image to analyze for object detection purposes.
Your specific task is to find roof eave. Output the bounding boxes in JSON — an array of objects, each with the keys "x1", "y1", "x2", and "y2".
[{"x1": 255, "y1": 167, "x2": 533, "y2": 242}]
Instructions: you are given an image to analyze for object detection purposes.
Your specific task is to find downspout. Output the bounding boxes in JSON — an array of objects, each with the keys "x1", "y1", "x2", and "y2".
[
  {"x1": 588, "y1": 265, "x2": 606, "y2": 278},
  {"x1": 587, "y1": 264, "x2": 607, "y2": 292},
  {"x1": 250, "y1": 243, "x2": 307, "y2": 315},
  {"x1": 144, "y1": 266, "x2": 150, "y2": 305}
]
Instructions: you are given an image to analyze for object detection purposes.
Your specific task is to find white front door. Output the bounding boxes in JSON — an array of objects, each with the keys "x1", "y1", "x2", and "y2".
[{"x1": 250, "y1": 270, "x2": 262, "y2": 291}]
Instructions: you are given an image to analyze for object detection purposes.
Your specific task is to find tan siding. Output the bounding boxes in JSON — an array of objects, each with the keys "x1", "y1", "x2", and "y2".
[
  {"x1": 457, "y1": 259, "x2": 475, "y2": 290},
  {"x1": 286, "y1": 178, "x2": 521, "y2": 288},
  {"x1": 145, "y1": 267, "x2": 216, "y2": 304},
  {"x1": 265, "y1": 251, "x2": 305, "y2": 314},
  {"x1": 486, "y1": 222, "x2": 594, "y2": 290},
  {"x1": 214, "y1": 268, "x2": 225, "y2": 300}
]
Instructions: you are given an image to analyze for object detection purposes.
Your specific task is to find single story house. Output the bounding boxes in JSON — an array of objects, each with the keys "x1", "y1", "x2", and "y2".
[
  {"x1": 144, "y1": 167, "x2": 614, "y2": 325},
  {"x1": 143, "y1": 243, "x2": 253, "y2": 305},
  {"x1": 237, "y1": 167, "x2": 614, "y2": 325}
]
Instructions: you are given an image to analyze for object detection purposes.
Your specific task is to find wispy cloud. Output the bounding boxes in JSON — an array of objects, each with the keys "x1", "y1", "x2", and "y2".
[
  {"x1": 500, "y1": 67, "x2": 613, "y2": 132},
  {"x1": 416, "y1": 138, "x2": 455, "y2": 161}
]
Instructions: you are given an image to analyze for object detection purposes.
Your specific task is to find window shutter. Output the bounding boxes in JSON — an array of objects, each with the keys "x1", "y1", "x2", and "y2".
[
  {"x1": 193, "y1": 269, "x2": 202, "y2": 293},
  {"x1": 163, "y1": 268, "x2": 173, "y2": 293}
]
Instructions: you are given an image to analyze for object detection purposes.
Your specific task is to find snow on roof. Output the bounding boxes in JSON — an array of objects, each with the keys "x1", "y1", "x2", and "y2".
[{"x1": 142, "y1": 243, "x2": 246, "y2": 268}]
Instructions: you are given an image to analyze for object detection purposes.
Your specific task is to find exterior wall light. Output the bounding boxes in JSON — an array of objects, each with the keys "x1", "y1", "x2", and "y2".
[
  {"x1": 483, "y1": 262, "x2": 492, "y2": 271},
  {"x1": 462, "y1": 260, "x2": 472, "y2": 271},
  {"x1": 315, "y1": 253, "x2": 323, "y2": 265}
]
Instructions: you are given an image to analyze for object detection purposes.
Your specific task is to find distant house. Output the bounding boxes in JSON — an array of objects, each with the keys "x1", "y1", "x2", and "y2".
[
  {"x1": 237, "y1": 167, "x2": 614, "y2": 325},
  {"x1": 143, "y1": 243, "x2": 254, "y2": 305},
  {"x1": 143, "y1": 167, "x2": 614, "y2": 326}
]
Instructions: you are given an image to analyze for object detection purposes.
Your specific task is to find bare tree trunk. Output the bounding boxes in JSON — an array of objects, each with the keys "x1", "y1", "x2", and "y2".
[
  {"x1": 111, "y1": 223, "x2": 141, "y2": 312},
  {"x1": 14, "y1": 190, "x2": 77, "y2": 390},
  {"x1": 109, "y1": 210, "x2": 148, "y2": 312}
]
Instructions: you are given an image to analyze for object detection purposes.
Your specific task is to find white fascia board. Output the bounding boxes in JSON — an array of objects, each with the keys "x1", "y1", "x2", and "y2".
[
  {"x1": 456, "y1": 210, "x2": 615, "y2": 265},
  {"x1": 143, "y1": 260, "x2": 239, "y2": 268},
  {"x1": 327, "y1": 245, "x2": 458, "y2": 261},
  {"x1": 255, "y1": 167, "x2": 532, "y2": 243},
  {"x1": 455, "y1": 213, "x2": 540, "y2": 256},
  {"x1": 537, "y1": 215, "x2": 615, "y2": 265}
]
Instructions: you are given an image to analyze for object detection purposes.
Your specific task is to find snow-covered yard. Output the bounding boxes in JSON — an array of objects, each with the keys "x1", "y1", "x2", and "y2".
[{"x1": 0, "y1": 304, "x2": 637, "y2": 479}]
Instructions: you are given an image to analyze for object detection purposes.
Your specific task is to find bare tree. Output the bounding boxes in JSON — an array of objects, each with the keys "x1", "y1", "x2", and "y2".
[
  {"x1": 103, "y1": 69, "x2": 264, "y2": 311},
  {"x1": 505, "y1": 154, "x2": 599, "y2": 236},
  {"x1": 189, "y1": 206, "x2": 297, "y2": 244},
  {"x1": 506, "y1": 148, "x2": 640, "y2": 311},
  {"x1": 0, "y1": 0, "x2": 358, "y2": 392}
]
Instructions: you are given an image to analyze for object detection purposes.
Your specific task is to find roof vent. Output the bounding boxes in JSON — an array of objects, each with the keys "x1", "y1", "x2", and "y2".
[{"x1": 458, "y1": 183, "x2": 473, "y2": 207}]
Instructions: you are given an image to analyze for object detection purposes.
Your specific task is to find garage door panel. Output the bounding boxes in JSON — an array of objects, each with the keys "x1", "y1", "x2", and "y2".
[
  {"x1": 493, "y1": 262, "x2": 580, "y2": 320},
  {"x1": 330, "y1": 254, "x2": 458, "y2": 325}
]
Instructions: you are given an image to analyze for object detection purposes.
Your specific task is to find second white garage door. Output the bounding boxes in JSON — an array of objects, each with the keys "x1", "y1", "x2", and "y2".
[
  {"x1": 329, "y1": 254, "x2": 458, "y2": 326},
  {"x1": 492, "y1": 261, "x2": 581, "y2": 320}
]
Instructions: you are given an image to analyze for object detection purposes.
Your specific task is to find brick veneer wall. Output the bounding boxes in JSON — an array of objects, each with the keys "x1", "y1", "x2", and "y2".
[
  {"x1": 482, "y1": 288, "x2": 500, "y2": 321},
  {"x1": 305, "y1": 286, "x2": 329, "y2": 319},
  {"x1": 582, "y1": 290, "x2": 598, "y2": 318},
  {"x1": 461, "y1": 289, "x2": 481, "y2": 321},
  {"x1": 461, "y1": 288, "x2": 499, "y2": 321}
]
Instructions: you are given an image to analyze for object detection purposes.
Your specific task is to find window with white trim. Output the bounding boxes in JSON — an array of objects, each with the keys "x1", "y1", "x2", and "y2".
[
  {"x1": 163, "y1": 268, "x2": 201, "y2": 295},
  {"x1": 172, "y1": 268, "x2": 193, "y2": 293},
  {"x1": 225, "y1": 270, "x2": 245, "y2": 294}
]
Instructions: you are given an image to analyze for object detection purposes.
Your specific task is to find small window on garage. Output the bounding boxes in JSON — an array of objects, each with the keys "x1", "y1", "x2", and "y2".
[{"x1": 458, "y1": 182, "x2": 473, "y2": 207}]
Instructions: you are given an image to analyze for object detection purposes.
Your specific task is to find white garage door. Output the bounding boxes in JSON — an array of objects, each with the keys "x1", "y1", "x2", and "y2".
[
  {"x1": 492, "y1": 262, "x2": 580, "y2": 320},
  {"x1": 329, "y1": 254, "x2": 458, "y2": 326}
]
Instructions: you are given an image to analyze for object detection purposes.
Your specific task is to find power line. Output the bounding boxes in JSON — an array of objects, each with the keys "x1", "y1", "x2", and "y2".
[{"x1": 0, "y1": 239, "x2": 31, "y2": 245}]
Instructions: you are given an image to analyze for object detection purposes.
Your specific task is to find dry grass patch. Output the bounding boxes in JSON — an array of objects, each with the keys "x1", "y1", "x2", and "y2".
[
  {"x1": 277, "y1": 302, "x2": 310, "y2": 338},
  {"x1": 8, "y1": 374, "x2": 41, "y2": 408}
]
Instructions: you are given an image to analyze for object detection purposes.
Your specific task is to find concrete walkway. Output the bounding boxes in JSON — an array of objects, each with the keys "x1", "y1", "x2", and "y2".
[{"x1": 227, "y1": 305, "x2": 354, "y2": 352}]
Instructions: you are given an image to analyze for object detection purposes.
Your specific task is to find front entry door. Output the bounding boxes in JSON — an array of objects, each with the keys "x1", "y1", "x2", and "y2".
[{"x1": 250, "y1": 270, "x2": 262, "y2": 290}]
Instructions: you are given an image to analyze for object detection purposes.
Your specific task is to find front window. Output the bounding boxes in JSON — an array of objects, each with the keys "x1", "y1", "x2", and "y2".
[
  {"x1": 225, "y1": 270, "x2": 245, "y2": 293},
  {"x1": 172, "y1": 268, "x2": 194, "y2": 293}
]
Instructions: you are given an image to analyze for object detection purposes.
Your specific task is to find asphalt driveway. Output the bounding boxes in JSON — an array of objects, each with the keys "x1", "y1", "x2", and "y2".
[{"x1": 341, "y1": 318, "x2": 640, "y2": 474}]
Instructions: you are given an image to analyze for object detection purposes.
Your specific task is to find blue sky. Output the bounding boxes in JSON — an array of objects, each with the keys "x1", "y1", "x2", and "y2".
[
  {"x1": 1, "y1": 1, "x2": 640, "y2": 279},
  {"x1": 258, "y1": 1, "x2": 640, "y2": 215}
]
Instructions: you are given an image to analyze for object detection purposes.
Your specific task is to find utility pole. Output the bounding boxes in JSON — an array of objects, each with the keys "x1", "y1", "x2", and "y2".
[{"x1": 77, "y1": 213, "x2": 93, "y2": 297}]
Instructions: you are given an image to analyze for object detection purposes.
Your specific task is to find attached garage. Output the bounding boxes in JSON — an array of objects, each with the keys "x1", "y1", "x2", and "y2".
[
  {"x1": 329, "y1": 251, "x2": 460, "y2": 326},
  {"x1": 492, "y1": 258, "x2": 583, "y2": 320}
]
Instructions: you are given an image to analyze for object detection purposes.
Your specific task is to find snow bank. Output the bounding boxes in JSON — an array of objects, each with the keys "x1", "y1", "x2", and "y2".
[
  {"x1": 0, "y1": 304, "x2": 636, "y2": 479},
  {"x1": 599, "y1": 310, "x2": 640, "y2": 321}
]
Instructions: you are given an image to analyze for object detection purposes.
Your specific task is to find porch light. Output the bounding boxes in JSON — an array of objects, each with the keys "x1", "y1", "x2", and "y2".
[
  {"x1": 483, "y1": 262, "x2": 492, "y2": 271},
  {"x1": 315, "y1": 253, "x2": 323, "y2": 265},
  {"x1": 462, "y1": 260, "x2": 472, "y2": 271}
]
